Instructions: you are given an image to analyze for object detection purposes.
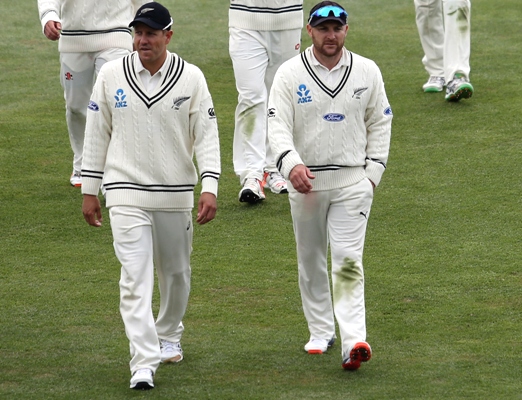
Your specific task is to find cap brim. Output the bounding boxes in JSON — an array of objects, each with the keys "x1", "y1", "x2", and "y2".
[
  {"x1": 309, "y1": 16, "x2": 346, "y2": 27},
  {"x1": 129, "y1": 18, "x2": 165, "y2": 30}
]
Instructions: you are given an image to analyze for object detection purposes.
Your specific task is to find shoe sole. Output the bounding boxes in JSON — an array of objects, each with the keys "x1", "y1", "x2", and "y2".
[
  {"x1": 446, "y1": 86, "x2": 474, "y2": 102},
  {"x1": 239, "y1": 189, "x2": 264, "y2": 204},
  {"x1": 342, "y1": 342, "x2": 371, "y2": 370},
  {"x1": 131, "y1": 382, "x2": 154, "y2": 390},
  {"x1": 305, "y1": 338, "x2": 335, "y2": 354},
  {"x1": 423, "y1": 87, "x2": 443, "y2": 93},
  {"x1": 161, "y1": 354, "x2": 183, "y2": 363}
]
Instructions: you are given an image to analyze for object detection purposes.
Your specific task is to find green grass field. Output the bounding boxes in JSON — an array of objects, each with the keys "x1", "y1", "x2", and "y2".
[{"x1": 1, "y1": 0, "x2": 521, "y2": 399}]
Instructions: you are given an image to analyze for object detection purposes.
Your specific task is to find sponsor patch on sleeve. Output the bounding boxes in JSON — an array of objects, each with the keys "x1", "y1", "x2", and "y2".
[
  {"x1": 88, "y1": 101, "x2": 99, "y2": 112},
  {"x1": 384, "y1": 106, "x2": 393, "y2": 116}
]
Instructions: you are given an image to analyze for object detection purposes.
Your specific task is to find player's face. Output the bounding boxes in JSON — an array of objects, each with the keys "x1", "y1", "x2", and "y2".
[
  {"x1": 307, "y1": 21, "x2": 348, "y2": 59},
  {"x1": 133, "y1": 23, "x2": 173, "y2": 73}
]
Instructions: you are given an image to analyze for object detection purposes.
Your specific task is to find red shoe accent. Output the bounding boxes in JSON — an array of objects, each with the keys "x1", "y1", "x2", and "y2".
[{"x1": 342, "y1": 342, "x2": 371, "y2": 370}]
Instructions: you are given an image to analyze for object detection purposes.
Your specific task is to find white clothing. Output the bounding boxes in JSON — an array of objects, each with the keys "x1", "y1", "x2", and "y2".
[
  {"x1": 60, "y1": 49, "x2": 130, "y2": 172},
  {"x1": 268, "y1": 47, "x2": 392, "y2": 191},
  {"x1": 229, "y1": 0, "x2": 303, "y2": 184},
  {"x1": 37, "y1": 0, "x2": 149, "y2": 173},
  {"x1": 111, "y1": 207, "x2": 191, "y2": 374},
  {"x1": 268, "y1": 45, "x2": 391, "y2": 358},
  {"x1": 414, "y1": 0, "x2": 471, "y2": 81},
  {"x1": 290, "y1": 179, "x2": 373, "y2": 355},
  {"x1": 82, "y1": 51, "x2": 221, "y2": 209},
  {"x1": 82, "y1": 51, "x2": 220, "y2": 374},
  {"x1": 229, "y1": 0, "x2": 303, "y2": 31}
]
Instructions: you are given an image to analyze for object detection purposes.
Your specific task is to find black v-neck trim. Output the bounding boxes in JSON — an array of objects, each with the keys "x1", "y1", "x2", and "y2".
[
  {"x1": 301, "y1": 51, "x2": 353, "y2": 98},
  {"x1": 123, "y1": 53, "x2": 185, "y2": 109}
]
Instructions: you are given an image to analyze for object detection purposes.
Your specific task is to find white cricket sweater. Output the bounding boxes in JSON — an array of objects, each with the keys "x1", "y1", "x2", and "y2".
[
  {"x1": 268, "y1": 46, "x2": 392, "y2": 192},
  {"x1": 37, "y1": 0, "x2": 149, "y2": 53},
  {"x1": 229, "y1": 0, "x2": 303, "y2": 31},
  {"x1": 81, "y1": 51, "x2": 221, "y2": 211}
]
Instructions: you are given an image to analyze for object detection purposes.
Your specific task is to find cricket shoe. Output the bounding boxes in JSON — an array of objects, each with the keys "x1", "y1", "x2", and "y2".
[
  {"x1": 238, "y1": 178, "x2": 265, "y2": 203},
  {"x1": 304, "y1": 337, "x2": 335, "y2": 354},
  {"x1": 263, "y1": 171, "x2": 288, "y2": 194},
  {"x1": 422, "y1": 76, "x2": 445, "y2": 93},
  {"x1": 160, "y1": 339, "x2": 183, "y2": 363},
  {"x1": 70, "y1": 170, "x2": 82, "y2": 187},
  {"x1": 130, "y1": 368, "x2": 154, "y2": 390},
  {"x1": 342, "y1": 341, "x2": 372, "y2": 370},
  {"x1": 445, "y1": 74, "x2": 474, "y2": 102}
]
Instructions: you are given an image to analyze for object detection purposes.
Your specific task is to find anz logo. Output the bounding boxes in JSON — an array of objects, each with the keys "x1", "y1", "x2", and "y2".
[
  {"x1": 114, "y1": 89, "x2": 128, "y2": 108},
  {"x1": 297, "y1": 84, "x2": 312, "y2": 104},
  {"x1": 323, "y1": 113, "x2": 345, "y2": 122}
]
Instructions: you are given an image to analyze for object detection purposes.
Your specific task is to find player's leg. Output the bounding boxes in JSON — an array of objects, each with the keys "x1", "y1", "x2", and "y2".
[
  {"x1": 289, "y1": 191, "x2": 336, "y2": 349},
  {"x1": 414, "y1": 0, "x2": 445, "y2": 91},
  {"x1": 60, "y1": 52, "x2": 96, "y2": 184},
  {"x1": 328, "y1": 179, "x2": 373, "y2": 367},
  {"x1": 262, "y1": 29, "x2": 302, "y2": 194},
  {"x1": 95, "y1": 48, "x2": 131, "y2": 74},
  {"x1": 229, "y1": 28, "x2": 269, "y2": 195},
  {"x1": 110, "y1": 206, "x2": 161, "y2": 376},
  {"x1": 152, "y1": 211, "x2": 192, "y2": 360},
  {"x1": 442, "y1": 0, "x2": 473, "y2": 101}
]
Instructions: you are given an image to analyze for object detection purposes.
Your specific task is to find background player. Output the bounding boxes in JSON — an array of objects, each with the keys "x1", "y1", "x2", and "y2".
[
  {"x1": 268, "y1": 1, "x2": 392, "y2": 370},
  {"x1": 229, "y1": 0, "x2": 304, "y2": 203},
  {"x1": 414, "y1": 0, "x2": 473, "y2": 101},
  {"x1": 37, "y1": 0, "x2": 149, "y2": 187}
]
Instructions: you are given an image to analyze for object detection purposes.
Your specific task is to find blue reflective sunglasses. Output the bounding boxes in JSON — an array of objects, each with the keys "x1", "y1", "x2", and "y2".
[{"x1": 308, "y1": 5, "x2": 348, "y2": 23}]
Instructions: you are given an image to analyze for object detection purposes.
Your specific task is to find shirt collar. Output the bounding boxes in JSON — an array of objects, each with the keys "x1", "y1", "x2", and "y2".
[{"x1": 135, "y1": 50, "x2": 171, "y2": 77}]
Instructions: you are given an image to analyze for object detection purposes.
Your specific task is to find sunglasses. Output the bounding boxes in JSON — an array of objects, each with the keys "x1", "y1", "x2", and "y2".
[{"x1": 308, "y1": 5, "x2": 348, "y2": 23}]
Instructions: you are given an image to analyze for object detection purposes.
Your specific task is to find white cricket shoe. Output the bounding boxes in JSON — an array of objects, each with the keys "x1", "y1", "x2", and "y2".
[
  {"x1": 130, "y1": 368, "x2": 154, "y2": 390},
  {"x1": 70, "y1": 170, "x2": 82, "y2": 187},
  {"x1": 422, "y1": 76, "x2": 445, "y2": 93},
  {"x1": 238, "y1": 178, "x2": 265, "y2": 203},
  {"x1": 263, "y1": 171, "x2": 288, "y2": 194},
  {"x1": 160, "y1": 339, "x2": 183, "y2": 363},
  {"x1": 304, "y1": 337, "x2": 335, "y2": 354},
  {"x1": 445, "y1": 74, "x2": 474, "y2": 102}
]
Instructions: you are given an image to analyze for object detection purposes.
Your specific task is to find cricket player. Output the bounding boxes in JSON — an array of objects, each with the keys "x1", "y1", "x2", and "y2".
[
  {"x1": 81, "y1": 2, "x2": 221, "y2": 390},
  {"x1": 414, "y1": 0, "x2": 473, "y2": 101},
  {"x1": 37, "y1": 0, "x2": 149, "y2": 187},
  {"x1": 229, "y1": 0, "x2": 303, "y2": 203},
  {"x1": 267, "y1": 1, "x2": 392, "y2": 370}
]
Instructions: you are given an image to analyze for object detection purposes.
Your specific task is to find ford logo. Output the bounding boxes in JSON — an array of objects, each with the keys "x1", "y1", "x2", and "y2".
[{"x1": 323, "y1": 113, "x2": 345, "y2": 122}]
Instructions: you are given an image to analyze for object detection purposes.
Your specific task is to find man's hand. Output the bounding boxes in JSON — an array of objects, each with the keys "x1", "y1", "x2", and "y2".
[
  {"x1": 44, "y1": 21, "x2": 61, "y2": 41},
  {"x1": 196, "y1": 192, "x2": 217, "y2": 225},
  {"x1": 289, "y1": 164, "x2": 315, "y2": 194},
  {"x1": 82, "y1": 194, "x2": 103, "y2": 227}
]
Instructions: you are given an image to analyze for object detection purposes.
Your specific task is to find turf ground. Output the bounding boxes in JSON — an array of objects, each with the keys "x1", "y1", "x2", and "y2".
[{"x1": 1, "y1": 0, "x2": 521, "y2": 399}]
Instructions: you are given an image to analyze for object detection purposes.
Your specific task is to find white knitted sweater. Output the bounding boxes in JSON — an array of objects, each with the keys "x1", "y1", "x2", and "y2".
[
  {"x1": 268, "y1": 46, "x2": 392, "y2": 192},
  {"x1": 229, "y1": 0, "x2": 303, "y2": 31},
  {"x1": 37, "y1": 0, "x2": 149, "y2": 52},
  {"x1": 81, "y1": 51, "x2": 221, "y2": 211}
]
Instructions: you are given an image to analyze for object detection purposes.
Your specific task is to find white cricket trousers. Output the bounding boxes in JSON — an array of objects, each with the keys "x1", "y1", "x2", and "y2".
[
  {"x1": 414, "y1": 0, "x2": 471, "y2": 81},
  {"x1": 229, "y1": 27, "x2": 301, "y2": 184},
  {"x1": 110, "y1": 206, "x2": 192, "y2": 374},
  {"x1": 60, "y1": 48, "x2": 129, "y2": 172},
  {"x1": 289, "y1": 179, "x2": 374, "y2": 357}
]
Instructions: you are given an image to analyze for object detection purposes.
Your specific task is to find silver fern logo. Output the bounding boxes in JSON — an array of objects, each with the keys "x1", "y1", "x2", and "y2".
[{"x1": 172, "y1": 96, "x2": 191, "y2": 110}]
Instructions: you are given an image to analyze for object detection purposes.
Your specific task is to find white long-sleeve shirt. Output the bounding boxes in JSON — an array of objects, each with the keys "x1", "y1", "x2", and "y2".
[
  {"x1": 268, "y1": 46, "x2": 392, "y2": 192},
  {"x1": 37, "y1": 0, "x2": 148, "y2": 53},
  {"x1": 81, "y1": 51, "x2": 221, "y2": 211},
  {"x1": 229, "y1": 0, "x2": 303, "y2": 31}
]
